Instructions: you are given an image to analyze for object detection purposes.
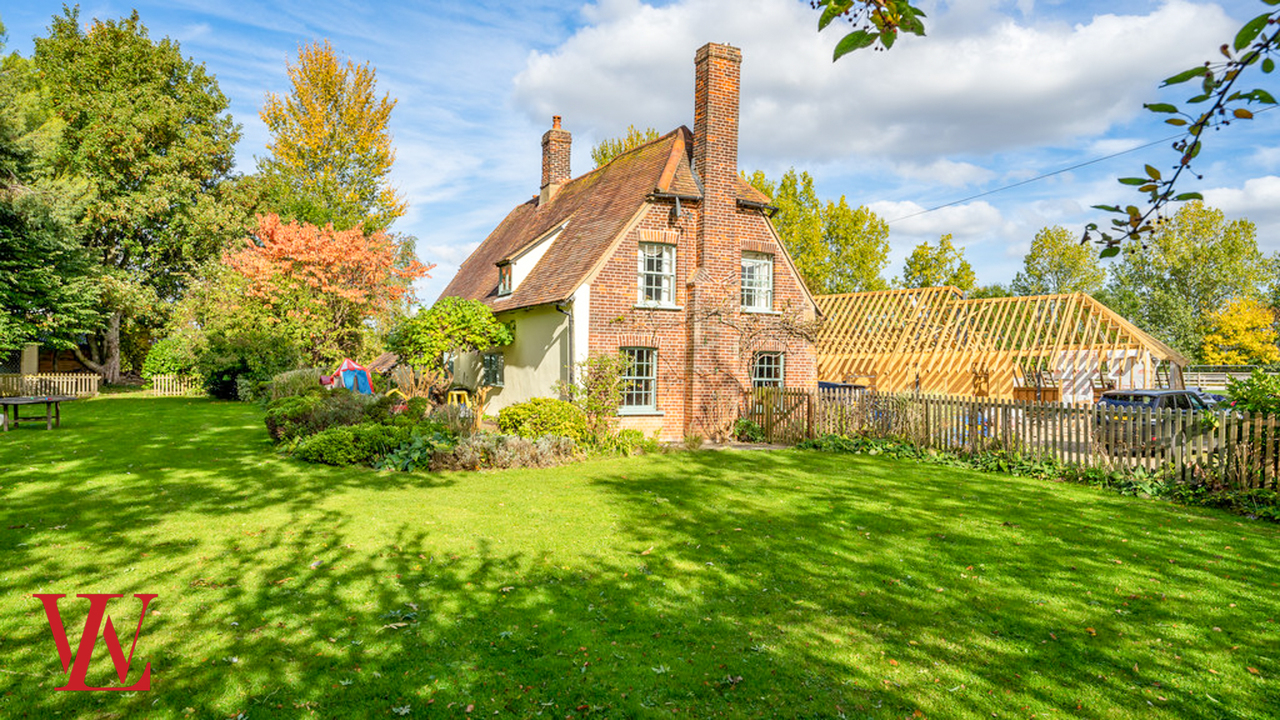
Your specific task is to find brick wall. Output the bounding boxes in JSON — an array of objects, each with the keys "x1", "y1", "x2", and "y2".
[{"x1": 587, "y1": 200, "x2": 816, "y2": 440}]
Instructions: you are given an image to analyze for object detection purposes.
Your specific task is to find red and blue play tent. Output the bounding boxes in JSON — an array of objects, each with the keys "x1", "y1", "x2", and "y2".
[{"x1": 326, "y1": 358, "x2": 373, "y2": 394}]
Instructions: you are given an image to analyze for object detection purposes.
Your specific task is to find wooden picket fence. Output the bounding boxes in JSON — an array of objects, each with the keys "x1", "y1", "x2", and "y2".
[
  {"x1": 745, "y1": 388, "x2": 1279, "y2": 491},
  {"x1": 151, "y1": 374, "x2": 204, "y2": 397},
  {"x1": 0, "y1": 373, "x2": 100, "y2": 398}
]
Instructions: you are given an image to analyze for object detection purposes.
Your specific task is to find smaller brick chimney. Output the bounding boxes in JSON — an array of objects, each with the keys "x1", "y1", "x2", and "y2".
[{"x1": 540, "y1": 115, "x2": 571, "y2": 204}]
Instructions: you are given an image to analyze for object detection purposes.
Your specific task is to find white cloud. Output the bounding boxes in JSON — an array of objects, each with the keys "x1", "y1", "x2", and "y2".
[
  {"x1": 512, "y1": 0, "x2": 1236, "y2": 166},
  {"x1": 894, "y1": 159, "x2": 996, "y2": 188},
  {"x1": 873, "y1": 200, "x2": 1008, "y2": 238},
  {"x1": 1203, "y1": 176, "x2": 1280, "y2": 255}
]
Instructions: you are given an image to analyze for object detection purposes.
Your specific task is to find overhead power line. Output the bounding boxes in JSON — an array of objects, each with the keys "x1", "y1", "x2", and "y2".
[{"x1": 885, "y1": 104, "x2": 1277, "y2": 225}]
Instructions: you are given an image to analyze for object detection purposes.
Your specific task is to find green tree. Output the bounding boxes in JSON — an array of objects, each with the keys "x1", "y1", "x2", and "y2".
[
  {"x1": 1102, "y1": 201, "x2": 1265, "y2": 359},
  {"x1": 969, "y1": 284, "x2": 1011, "y2": 299},
  {"x1": 0, "y1": 25, "x2": 101, "y2": 352},
  {"x1": 591, "y1": 126, "x2": 660, "y2": 168},
  {"x1": 32, "y1": 8, "x2": 243, "y2": 381},
  {"x1": 901, "y1": 234, "x2": 975, "y2": 291},
  {"x1": 259, "y1": 41, "x2": 405, "y2": 234},
  {"x1": 390, "y1": 297, "x2": 513, "y2": 370},
  {"x1": 746, "y1": 169, "x2": 890, "y2": 294},
  {"x1": 0, "y1": 200, "x2": 102, "y2": 354},
  {"x1": 1011, "y1": 226, "x2": 1105, "y2": 296}
]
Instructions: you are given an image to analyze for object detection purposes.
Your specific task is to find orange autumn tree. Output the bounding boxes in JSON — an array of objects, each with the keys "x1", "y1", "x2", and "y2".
[{"x1": 224, "y1": 214, "x2": 433, "y2": 363}]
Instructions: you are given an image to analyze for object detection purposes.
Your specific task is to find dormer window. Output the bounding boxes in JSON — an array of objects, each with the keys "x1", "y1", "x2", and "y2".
[{"x1": 497, "y1": 263, "x2": 512, "y2": 296}]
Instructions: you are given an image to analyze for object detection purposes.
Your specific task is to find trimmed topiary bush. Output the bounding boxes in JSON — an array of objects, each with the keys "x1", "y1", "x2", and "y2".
[{"x1": 497, "y1": 398, "x2": 588, "y2": 443}]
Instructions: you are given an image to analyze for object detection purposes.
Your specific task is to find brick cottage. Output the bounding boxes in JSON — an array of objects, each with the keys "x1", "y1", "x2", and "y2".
[{"x1": 442, "y1": 42, "x2": 817, "y2": 439}]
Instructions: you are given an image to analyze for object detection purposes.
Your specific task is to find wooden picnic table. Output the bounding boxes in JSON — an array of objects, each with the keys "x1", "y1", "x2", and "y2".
[{"x1": 0, "y1": 395, "x2": 77, "y2": 431}]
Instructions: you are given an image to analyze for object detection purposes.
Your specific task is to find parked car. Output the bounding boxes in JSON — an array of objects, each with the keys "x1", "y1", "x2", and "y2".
[
  {"x1": 1093, "y1": 389, "x2": 1216, "y2": 454},
  {"x1": 1186, "y1": 386, "x2": 1231, "y2": 408}
]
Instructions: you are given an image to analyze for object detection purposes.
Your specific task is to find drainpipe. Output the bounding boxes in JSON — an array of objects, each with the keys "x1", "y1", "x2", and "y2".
[{"x1": 556, "y1": 303, "x2": 574, "y2": 388}]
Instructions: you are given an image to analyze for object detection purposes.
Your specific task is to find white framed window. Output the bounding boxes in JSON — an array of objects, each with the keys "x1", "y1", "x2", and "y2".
[
  {"x1": 621, "y1": 347, "x2": 657, "y2": 411},
  {"x1": 741, "y1": 252, "x2": 774, "y2": 311},
  {"x1": 752, "y1": 351, "x2": 784, "y2": 388},
  {"x1": 637, "y1": 243, "x2": 676, "y2": 306},
  {"x1": 481, "y1": 352, "x2": 504, "y2": 387},
  {"x1": 497, "y1": 263, "x2": 512, "y2": 296}
]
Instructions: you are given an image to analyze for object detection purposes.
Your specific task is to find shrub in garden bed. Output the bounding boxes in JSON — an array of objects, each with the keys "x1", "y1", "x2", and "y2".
[
  {"x1": 264, "y1": 389, "x2": 373, "y2": 442},
  {"x1": 294, "y1": 423, "x2": 413, "y2": 466},
  {"x1": 497, "y1": 398, "x2": 588, "y2": 444},
  {"x1": 266, "y1": 367, "x2": 326, "y2": 400},
  {"x1": 733, "y1": 418, "x2": 766, "y2": 443},
  {"x1": 595, "y1": 428, "x2": 658, "y2": 456},
  {"x1": 430, "y1": 433, "x2": 577, "y2": 471}
]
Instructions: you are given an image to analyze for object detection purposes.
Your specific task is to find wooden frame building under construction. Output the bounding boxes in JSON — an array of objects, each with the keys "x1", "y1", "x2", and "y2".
[{"x1": 814, "y1": 287, "x2": 1189, "y2": 403}]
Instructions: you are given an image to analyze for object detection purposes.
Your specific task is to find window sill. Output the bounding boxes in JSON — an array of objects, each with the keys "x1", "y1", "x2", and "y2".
[
  {"x1": 634, "y1": 304, "x2": 683, "y2": 311},
  {"x1": 742, "y1": 307, "x2": 781, "y2": 315},
  {"x1": 618, "y1": 408, "x2": 664, "y2": 417}
]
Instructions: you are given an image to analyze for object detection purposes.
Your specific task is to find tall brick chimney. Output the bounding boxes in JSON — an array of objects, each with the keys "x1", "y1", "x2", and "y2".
[
  {"x1": 692, "y1": 42, "x2": 740, "y2": 268},
  {"x1": 686, "y1": 42, "x2": 744, "y2": 438},
  {"x1": 540, "y1": 115, "x2": 571, "y2": 204}
]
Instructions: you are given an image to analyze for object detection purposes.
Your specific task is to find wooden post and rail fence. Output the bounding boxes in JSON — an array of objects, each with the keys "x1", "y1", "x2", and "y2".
[{"x1": 743, "y1": 387, "x2": 1279, "y2": 491}]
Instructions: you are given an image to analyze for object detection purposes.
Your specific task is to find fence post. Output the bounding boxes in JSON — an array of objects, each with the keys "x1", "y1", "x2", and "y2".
[{"x1": 806, "y1": 391, "x2": 815, "y2": 440}]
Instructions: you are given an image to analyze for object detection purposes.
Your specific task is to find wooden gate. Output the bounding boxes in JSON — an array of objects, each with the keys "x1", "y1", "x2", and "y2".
[{"x1": 743, "y1": 388, "x2": 813, "y2": 444}]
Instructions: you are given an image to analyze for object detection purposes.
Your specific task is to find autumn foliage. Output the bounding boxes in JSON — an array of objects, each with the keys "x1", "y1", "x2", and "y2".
[
  {"x1": 1201, "y1": 297, "x2": 1280, "y2": 366},
  {"x1": 224, "y1": 214, "x2": 433, "y2": 361}
]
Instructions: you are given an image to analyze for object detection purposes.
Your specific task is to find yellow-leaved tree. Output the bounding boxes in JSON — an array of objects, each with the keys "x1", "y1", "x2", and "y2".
[
  {"x1": 1201, "y1": 297, "x2": 1280, "y2": 365},
  {"x1": 259, "y1": 41, "x2": 406, "y2": 234}
]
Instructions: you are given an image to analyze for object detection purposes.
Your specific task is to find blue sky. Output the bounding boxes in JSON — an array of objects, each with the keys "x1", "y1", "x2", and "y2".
[{"x1": 3, "y1": 0, "x2": 1277, "y2": 303}]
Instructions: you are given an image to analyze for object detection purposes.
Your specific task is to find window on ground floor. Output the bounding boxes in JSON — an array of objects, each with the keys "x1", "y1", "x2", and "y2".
[
  {"x1": 481, "y1": 352, "x2": 505, "y2": 387},
  {"x1": 621, "y1": 347, "x2": 657, "y2": 411},
  {"x1": 752, "y1": 351, "x2": 784, "y2": 388}
]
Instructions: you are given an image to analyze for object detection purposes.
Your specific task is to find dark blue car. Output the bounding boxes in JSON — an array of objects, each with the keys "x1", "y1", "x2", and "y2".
[{"x1": 1094, "y1": 389, "x2": 1215, "y2": 453}]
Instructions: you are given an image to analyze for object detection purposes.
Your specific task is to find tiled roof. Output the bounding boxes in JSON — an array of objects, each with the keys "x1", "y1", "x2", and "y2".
[{"x1": 440, "y1": 126, "x2": 773, "y2": 311}]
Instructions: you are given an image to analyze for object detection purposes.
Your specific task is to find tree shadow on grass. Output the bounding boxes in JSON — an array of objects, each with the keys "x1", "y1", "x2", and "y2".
[
  {"x1": 3, "y1": 511, "x2": 934, "y2": 719},
  {"x1": 1, "y1": 397, "x2": 456, "y2": 579},
  {"x1": 2, "y1": 402, "x2": 1279, "y2": 718},
  {"x1": 585, "y1": 449, "x2": 1280, "y2": 719}
]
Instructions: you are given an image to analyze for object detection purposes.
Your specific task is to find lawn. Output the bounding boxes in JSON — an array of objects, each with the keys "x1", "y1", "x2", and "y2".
[{"x1": 1, "y1": 397, "x2": 1278, "y2": 719}]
